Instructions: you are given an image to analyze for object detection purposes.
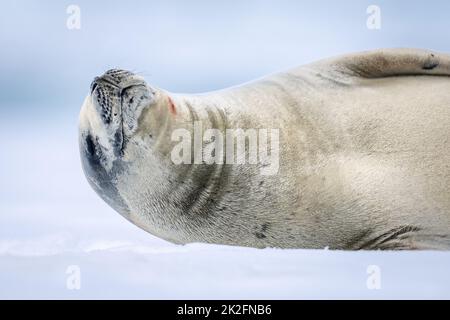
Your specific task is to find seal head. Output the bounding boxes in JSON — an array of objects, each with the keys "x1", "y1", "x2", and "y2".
[{"x1": 79, "y1": 69, "x2": 156, "y2": 218}]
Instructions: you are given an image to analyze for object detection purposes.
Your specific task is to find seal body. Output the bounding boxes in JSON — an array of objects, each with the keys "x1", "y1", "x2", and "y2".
[{"x1": 79, "y1": 49, "x2": 450, "y2": 250}]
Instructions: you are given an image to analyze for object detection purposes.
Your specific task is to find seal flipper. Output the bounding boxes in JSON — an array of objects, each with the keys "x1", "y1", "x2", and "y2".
[{"x1": 316, "y1": 48, "x2": 450, "y2": 79}]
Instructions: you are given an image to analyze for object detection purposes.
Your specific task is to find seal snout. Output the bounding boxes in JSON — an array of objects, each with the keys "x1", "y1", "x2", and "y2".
[
  {"x1": 90, "y1": 69, "x2": 141, "y2": 94},
  {"x1": 95, "y1": 69, "x2": 136, "y2": 86},
  {"x1": 90, "y1": 68, "x2": 155, "y2": 139},
  {"x1": 90, "y1": 69, "x2": 148, "y2": 124}
]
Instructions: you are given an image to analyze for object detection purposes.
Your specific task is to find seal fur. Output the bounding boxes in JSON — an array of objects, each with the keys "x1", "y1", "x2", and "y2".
[{"x1": 79, "y1": 49, "x2": 450, "y2": 250}]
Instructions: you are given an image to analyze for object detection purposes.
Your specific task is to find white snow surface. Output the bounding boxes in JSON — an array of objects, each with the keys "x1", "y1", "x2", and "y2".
[{"x1": 2, "y1": 236, "x2": 450, "y2": 299}]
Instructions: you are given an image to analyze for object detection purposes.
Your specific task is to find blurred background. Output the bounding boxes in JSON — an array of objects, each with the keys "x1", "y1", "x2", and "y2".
[{"x1": 1, "y1": 0, "x2": 450, "y2": 299}]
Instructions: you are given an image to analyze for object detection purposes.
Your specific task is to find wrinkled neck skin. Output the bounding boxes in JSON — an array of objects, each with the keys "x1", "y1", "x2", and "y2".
[{"x1": 118, "y1": 89, "x2": 230, "y2": 244}]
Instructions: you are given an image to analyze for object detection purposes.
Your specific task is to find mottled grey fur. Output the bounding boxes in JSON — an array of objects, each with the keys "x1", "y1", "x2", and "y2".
[{"x1": 79, "y1": 49, "x2": 450, "y2": 250}]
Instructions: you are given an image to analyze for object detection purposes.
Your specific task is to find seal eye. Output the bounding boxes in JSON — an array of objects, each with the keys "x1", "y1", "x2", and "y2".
[
  {"x1": 85, "y1": 134, "x2": 96, "y2": 156},
  {"x1": 84, "y1": 134, "x2": 104, "y2": 167}
]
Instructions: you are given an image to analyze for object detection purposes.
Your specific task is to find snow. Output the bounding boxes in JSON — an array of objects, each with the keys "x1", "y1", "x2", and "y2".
[
  {"x1": 2, "y1": 236, "x2": 450, "y2": 299},
  {"x1": 1, "y1": 116, "x2": 450, "y2": 299}
]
